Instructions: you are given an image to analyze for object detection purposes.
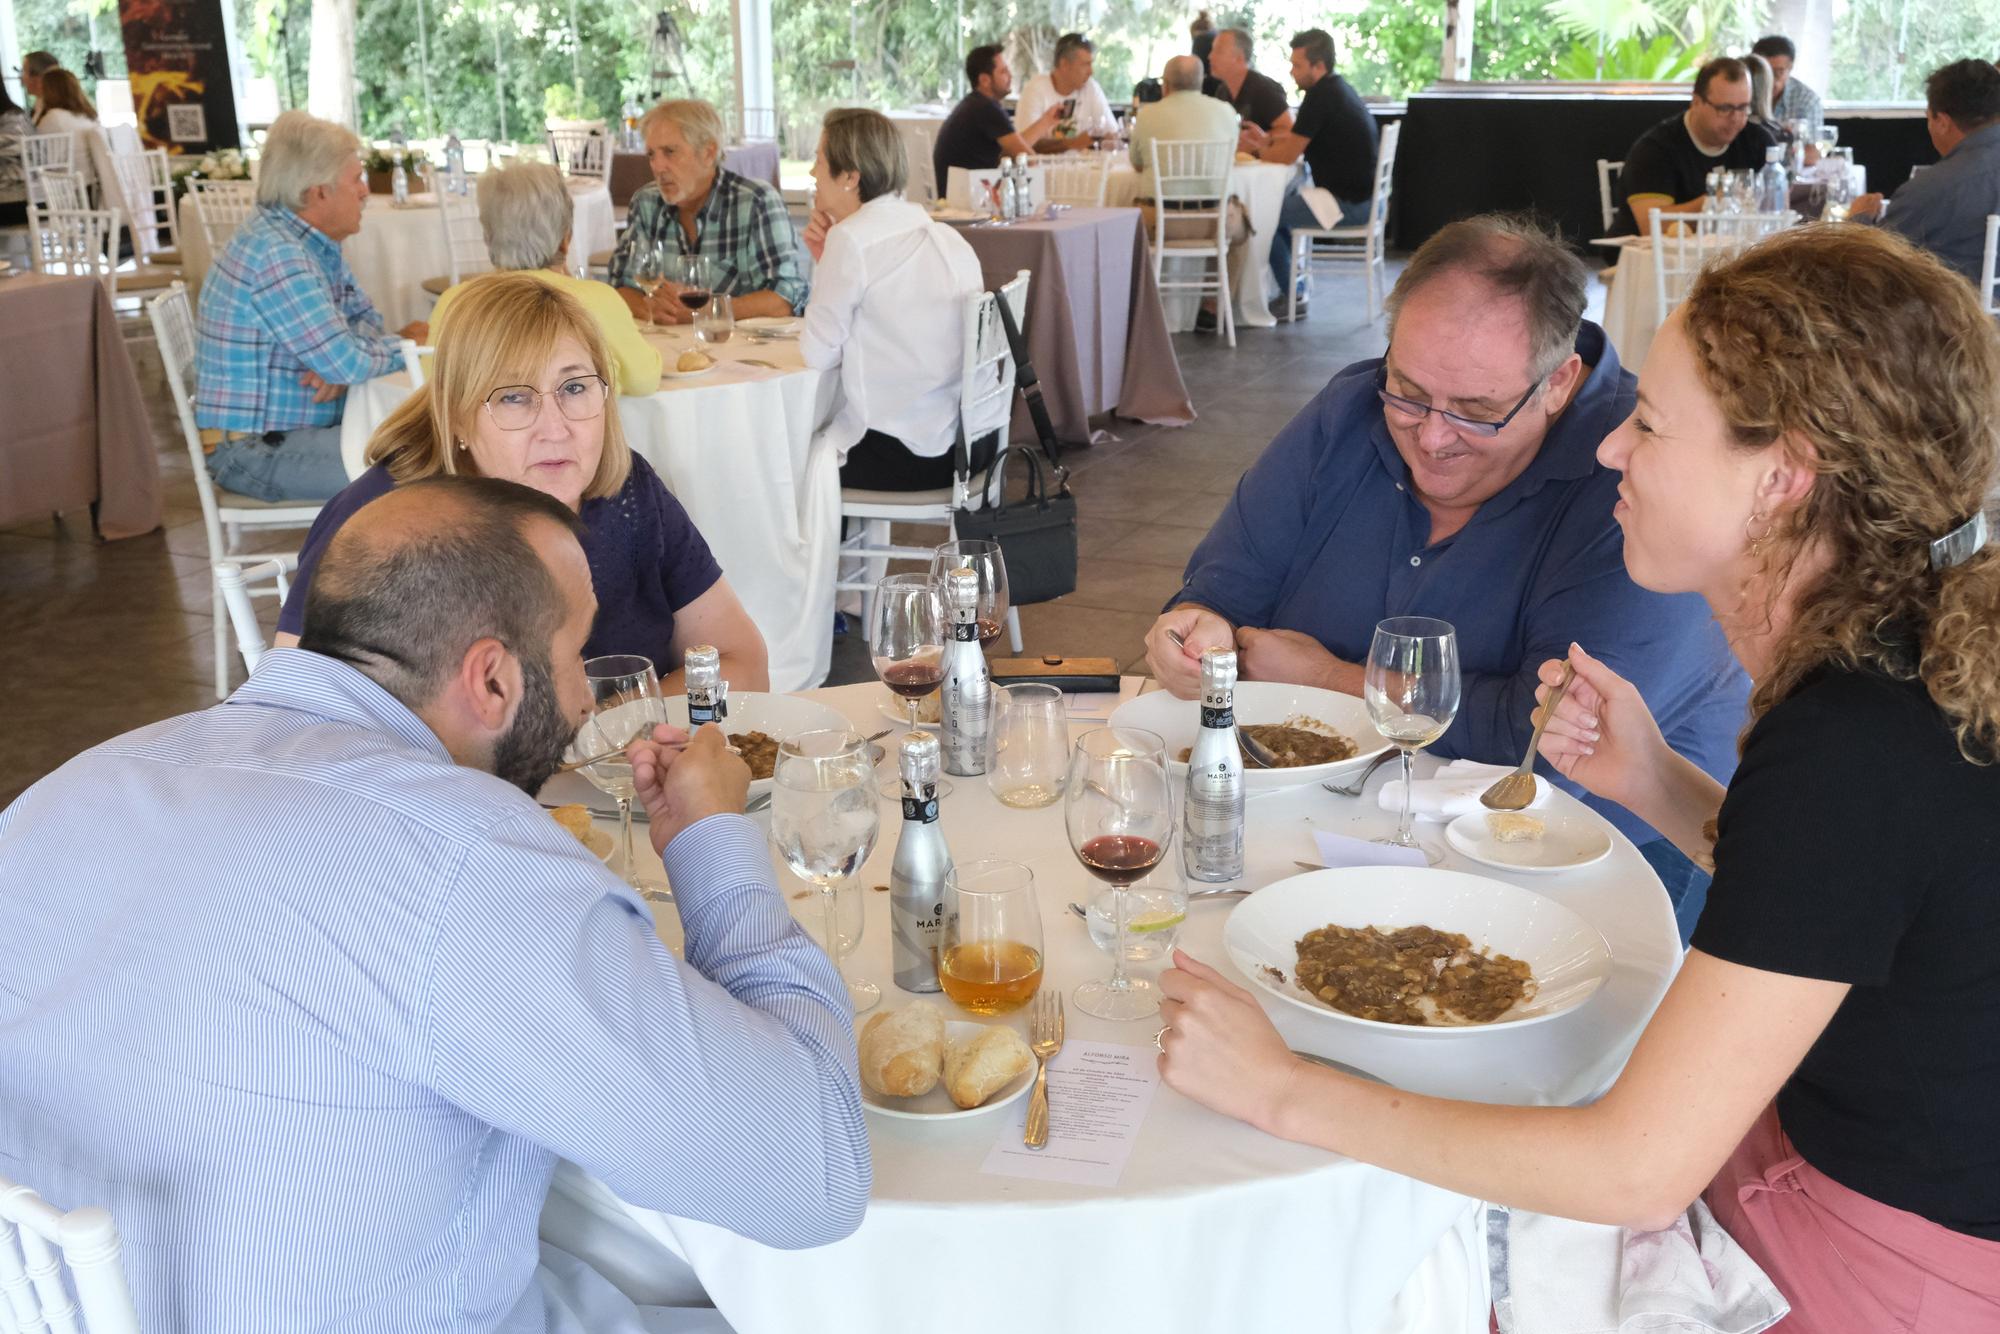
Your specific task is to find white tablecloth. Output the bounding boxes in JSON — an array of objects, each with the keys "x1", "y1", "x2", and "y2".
[
  {"x1": 337, "y1": 322, "x2": 838, "y2": 691},
  {"x1": 174, "y1": 180, "x2": 618, "y2": 329},
  {"x1": 1104, "y1": 158, "x2": 1298, "y2": 331},
  {"x1": 542, "y1": 679, "x2": 1682, "y2": 1334}
]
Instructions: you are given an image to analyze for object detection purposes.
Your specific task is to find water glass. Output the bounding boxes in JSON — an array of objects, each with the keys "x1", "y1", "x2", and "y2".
[
  {"x1": 770, "y1": 729, "x2": 882, "y2": 1013},
  {"x1": 1083, "y1": 855, "x2": 1187, "y2": 964},
  {"x1": 987, "y1": 683, "x2": 1068, "y2": 809},
  {"x1": 570, "y1": 654, "x2": 668, "y2": 892},
  {"x1": 696, "y1": 292, "x2": 734, "y2": 346},
  {"x1": 938, "y1": 860, "x2": 1044, "y2": 1015},
  {"x1": 1364, "y1": 618, "x2": 1462, "y2": 865}
]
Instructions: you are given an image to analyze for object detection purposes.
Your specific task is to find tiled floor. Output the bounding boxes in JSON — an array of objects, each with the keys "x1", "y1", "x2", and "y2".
[{"x1": 1, "y1": 265, "x2": 1419, "y2": 805}]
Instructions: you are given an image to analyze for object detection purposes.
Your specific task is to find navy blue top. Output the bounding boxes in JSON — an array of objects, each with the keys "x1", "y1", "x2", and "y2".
[
  {"x1": 278, "y1": 454, "x2": 725, "y2": 671},
  {"x1": 1172, "y1": 322, "x2": 1751, "y2": 844}
]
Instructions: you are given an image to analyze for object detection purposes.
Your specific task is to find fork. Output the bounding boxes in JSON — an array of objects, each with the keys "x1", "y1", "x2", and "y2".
[
  {"x1": 1321, "y1": 749, "x2": 1396, "y2": 797},
  {"x1": 1024, "y1": 990, "x2": 1064, "y2": 1150}
]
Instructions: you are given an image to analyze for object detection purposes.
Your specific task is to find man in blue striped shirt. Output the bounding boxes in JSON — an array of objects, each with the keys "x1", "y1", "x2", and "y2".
[
  {"x1": 193, "y1": 110, "x2": 430, "y2": 503},
  {"x1": 0, "y1": 478, "x2": 869, "y2": 1332}
]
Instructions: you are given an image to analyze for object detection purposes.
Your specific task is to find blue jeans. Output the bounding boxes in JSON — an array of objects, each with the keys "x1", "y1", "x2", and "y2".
[
  {"x1": 207, "y1": 426, "x2": 351, "y2": 503},
  {"x1": 1270, "y1": 183, "x2": 1371, "y2": 300},
  {"x1": 1638, "y1": 837, "x2": 1712, "y2": 946}
]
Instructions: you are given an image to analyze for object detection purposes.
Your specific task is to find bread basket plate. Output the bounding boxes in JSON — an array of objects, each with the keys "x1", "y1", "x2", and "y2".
[
  {"x1": 862, "y1": 1021, "x2": 1035, "y2": 1121},
  {"x1": 1108, "y1": 680, "x2": 1391, "y2": 794},
  {"x1": 1445, "y1": 808, "x2": 1612, "y2": 874}
]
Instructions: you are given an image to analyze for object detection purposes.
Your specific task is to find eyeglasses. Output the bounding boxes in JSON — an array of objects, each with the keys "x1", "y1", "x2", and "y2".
[
  {"x1": 1701, "y1": 97, "x2": 1753, "y2": 116},
  {"x1": 482, "y1": 375, "x2": 609, "y2": 431},
  {"x1": 1375, "y1": 364, "x2": 1545, "y2": 438}
]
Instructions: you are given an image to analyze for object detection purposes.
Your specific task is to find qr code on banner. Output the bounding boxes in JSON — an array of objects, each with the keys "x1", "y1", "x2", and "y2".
[{"x1": 167, "y1": 104, "x2": 207, "y2": 144}]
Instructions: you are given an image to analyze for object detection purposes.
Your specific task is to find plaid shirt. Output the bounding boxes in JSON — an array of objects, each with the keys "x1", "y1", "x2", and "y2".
[
  {"x1": 1772, "y1": 78, "x2": 1824, "y2": 136},
  {"x1": 608, "y1": 167, "x2": 809, "y2": 311},
  {"x1": 193, "y1": 205, "x2": 401, "y2": 433}
]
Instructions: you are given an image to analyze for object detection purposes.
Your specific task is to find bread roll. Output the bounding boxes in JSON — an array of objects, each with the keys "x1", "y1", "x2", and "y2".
[
  {"x1": 943, "y1": 1025, "x2": 1033, "y2": 1109},
  {"x1": 677, "y1": 349, "x2": 713, "y2": 372},
  {"x1": 548, "y1": 804, "x2": 594, "y2": 845},
  {"x1": 1485, "y1": 812, "x2": 1545, "y2": 844},
  {"x1": 859, "y1": 1005, "x2": 946, "y2": 1098}
]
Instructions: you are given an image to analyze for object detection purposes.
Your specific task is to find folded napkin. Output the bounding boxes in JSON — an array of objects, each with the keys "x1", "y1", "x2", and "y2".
[
  {"x1": 1378, "y1": 759, "x2": 1550, "y2": 822},
  {"x1": 1312, "y1": 829, "x2": 1425, "y2": 870}
]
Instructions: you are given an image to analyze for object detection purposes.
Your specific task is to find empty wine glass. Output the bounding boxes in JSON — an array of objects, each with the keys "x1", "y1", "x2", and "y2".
[
  {"x1": 928, "y1": 539, "x2": 1009, "y2": 650},
  {"x1": 1065, "y1": 727, "x2": 1173, "y2": 1021},
  {"x1": 987, "y1": 683, "x2": 1068, "y2": 809},
  {"x1": 770, "y1": 729, "x2": 881, "y2": 1013},
  {"x1": 569, "y1": 654, "x2": 669, "y2": 894},
  {"x1": 1363, "y1": 618, "x2": 1462, "y2": 865},
  {"x1": 696, "y1": 291, "x2": 734, "y2": 345},
  {"x1": 869, "y1": 573, "x2": 950, "y2": 798},
  {"x1": 633, "y1": 241, "x2": 668, "y2": 331}
]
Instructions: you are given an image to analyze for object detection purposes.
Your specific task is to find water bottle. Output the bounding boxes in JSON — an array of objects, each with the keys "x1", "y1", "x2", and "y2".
[
  {"x1": 683, "y1": 644, "x2": 726, "y2": 728},
  {"x1": 1181, "y1": 647, "x2": 1245, "y2": 883},
  {"x1": 889, "y1": 732, "x2": 953, "y2": 993},
  {"x1": 1756, "y1": 145, "x2": 1788, "y2": 215},
  {"x1": 938, "y1": 567, "x2": 992, "y2": 776},
  {"x1": 390, "y1": 150, "x2": 410, "y2": 206},
  {"x1": 1012, "y1": 155, "x2": 1033, "y2": 215},
  {"x1": 444, "y1": 133, "x2": 466, "y2": 195}
]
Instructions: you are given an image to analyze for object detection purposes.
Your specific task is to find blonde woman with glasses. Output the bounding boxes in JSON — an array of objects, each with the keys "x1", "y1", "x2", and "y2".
[{"x1": 274, "y1": 271, "x2": 767, "y2": 692}]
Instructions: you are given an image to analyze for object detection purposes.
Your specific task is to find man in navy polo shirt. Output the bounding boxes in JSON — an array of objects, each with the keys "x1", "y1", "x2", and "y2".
[{"x1": 1145, "y1": 215, "x2": 1749, "y2": 933}]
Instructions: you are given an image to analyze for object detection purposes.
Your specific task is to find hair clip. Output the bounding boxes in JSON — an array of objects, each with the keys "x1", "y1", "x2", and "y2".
[{"x1": 1929, "y1": 510, "x2": 1989, "y2": 571}]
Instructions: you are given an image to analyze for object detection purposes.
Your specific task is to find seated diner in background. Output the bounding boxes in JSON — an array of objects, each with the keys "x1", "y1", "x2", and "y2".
[
  {"x1": 1013, "y1": 31, "x2": 1119, "y2": 153},
  {"x1": 1204, "y1": 26, "x2": 1294, "y2": 151},
  {"x1": 932, "y1": 44, "x2": 1063, "y2": 191},
  {"x1": 430, "y1": 160, "x2": 661, "y2": 392},
  {"x1": 1156, "y1": 224, "x2": 2000, "y2": 1334},
  {"x1": 1614, "y1": 56, "x2": 1777, "y2": 236},
  {"x1": 272, "y1": 270, "x2": 768, "y2": 694},
  {"x1": 1128, "y1": 56, "x2": 1245, "y2": 330},
  {"x1": 1144, "y1": 214, "x2": 1748, "y2": 932},
  {"x1": 193, "y1": 109, "x2": 429, "y2": 503},
  {"x1": 0, "y1": 474, "x2": 867, "y2": 1331},
  {"x1": 1848, "y1": 58, "x2": 2000, "y2": 286},
  {"x1": 27, "y1": 68, "x2": 106, "y2": 189},
  {"x1": 1752, "y1": 33, "x2": 1823, "y2": 136},
  {"x1": 799, "y1": 109, "x2": 989, "y2": 493},
  {"x1": 607, "y1": 98, "x2": 806, "y2": 325}
]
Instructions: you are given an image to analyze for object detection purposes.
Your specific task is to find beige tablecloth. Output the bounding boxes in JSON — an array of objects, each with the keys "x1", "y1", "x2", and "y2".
[
  {"x1": 0, "y1": 273, "x2": 161, "y2": 540},
  {"x1": 956, "y1": 207, "x2": 1194, "y2": 444}
]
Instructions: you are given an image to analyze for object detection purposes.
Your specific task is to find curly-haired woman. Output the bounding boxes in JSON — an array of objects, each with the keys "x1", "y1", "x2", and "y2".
[{"x1": 1154, "y1": 225, "x2": 2000, "y2": 1330}]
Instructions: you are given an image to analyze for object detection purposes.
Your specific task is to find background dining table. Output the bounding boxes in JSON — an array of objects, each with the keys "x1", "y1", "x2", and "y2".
[
  {"x1": 0, "y1": 272, "x2": 161, "y2": 540},
  {"x1": 337, "y1": 320, "x2": 838, "y2": 690},
  {"x1": 539, "y1": 677, "x2": 1684, "y2": 1334}
]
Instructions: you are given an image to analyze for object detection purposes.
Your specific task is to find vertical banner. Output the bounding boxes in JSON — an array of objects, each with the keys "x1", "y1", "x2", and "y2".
[{"x1": 117, "y1": 0, "x2": 242, "y2": 153}]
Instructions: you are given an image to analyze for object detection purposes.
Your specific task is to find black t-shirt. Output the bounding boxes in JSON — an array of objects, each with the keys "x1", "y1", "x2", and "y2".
[
  {"x1": 1228, "y1": 69, "x2": 1291, "y2": 132},
  {"x1": 1614, "y1": 113, "x2": 1777, "y2": 234},
  {"x1": 1691, "y1": 667, "x2": 2000, "y2": 1240},
  {"x1": 933, "y1": 92, "x2": 1013, "y2": 187},
  {"x1": 1292, "y1": 73, "x2": 1378, "y2": 204}
]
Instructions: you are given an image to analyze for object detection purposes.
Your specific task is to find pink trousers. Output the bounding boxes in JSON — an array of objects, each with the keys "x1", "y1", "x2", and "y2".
[{"x1": 1702, "y1": 1105, "x2": 2000, "y2": 1332}]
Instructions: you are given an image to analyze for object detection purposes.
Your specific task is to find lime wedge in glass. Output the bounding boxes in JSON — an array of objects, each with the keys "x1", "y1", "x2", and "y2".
[{"x1": 1127, "y1": 909, "x2": 1186, "y2": 934}]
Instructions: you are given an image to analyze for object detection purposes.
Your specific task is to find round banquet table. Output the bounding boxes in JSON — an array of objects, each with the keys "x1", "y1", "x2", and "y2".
[
  {"x1": 540, "y1": 678, "x2": 1683, "y2": 1334},
  {"x1": 337, "y1": 320, "x2": 838, "y2": 691},
  {"x1": 1101, "y1": 157, "x2": 1299, "y2": 332},
  {"x1": 174, "y1": 180, "x2": 618, "y2": 329}
]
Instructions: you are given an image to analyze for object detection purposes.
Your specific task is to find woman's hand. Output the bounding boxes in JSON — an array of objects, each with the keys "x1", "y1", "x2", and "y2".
[
  {"x1": 1157, "y1": 951, "x2": 1304, "y2": 1136},
  {"x1": 1534, "y1": 643, "x2": 1672, "y2": 814},
  {"x1": 802, "y1": 208, "x2": 835, "y2": 263}
]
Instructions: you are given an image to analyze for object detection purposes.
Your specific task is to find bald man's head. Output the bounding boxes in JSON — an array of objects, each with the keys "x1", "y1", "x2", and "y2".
[{"x1": 1163, "y1": 54, "x2": 1204, "y2": 93}]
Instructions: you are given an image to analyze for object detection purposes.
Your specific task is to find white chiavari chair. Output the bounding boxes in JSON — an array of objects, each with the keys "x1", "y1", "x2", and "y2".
[
  {"x1": 1287, "y1": 119, "x2": 1402, "y2": 323},
  {"x1": 1036, "y1": 152, "x2": 1109, "y2": 207},
  {"x1": 214, "y1": 554, "x2": 299, "y2": 680},
  {"x1": 420, "y1": 175, "x2": 492, "y2": 298},
  {"x1": 0, "y1": 1176, "x2": 142, "y2": 1334},
  {"x1": 546, "y1": 127, "x2": 610, "y2": 183},
  {"x1": 111, "y1": 148, "x2": 183, "y2": 270},
  {"x1": 1148, "y1": 139, "x2": 1236, "y2": 347},
  {"x1": 1650, "y1": 209, "x2": 1790, "y2": 322},
  {"x1": 1596, "y1": 159, "x2": 1624, "y2": 235},
  {"x1": 1980, "y1": 214, "x2": 1999, "y2": 318},
  {"x1": 188, "y1": 178, "x2": 257, "y2": 257}
]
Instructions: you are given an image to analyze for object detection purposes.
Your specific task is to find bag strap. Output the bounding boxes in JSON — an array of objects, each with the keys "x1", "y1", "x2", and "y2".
[{"x1": 993, "y1": 287, "x2": 1068, "y2": 483}]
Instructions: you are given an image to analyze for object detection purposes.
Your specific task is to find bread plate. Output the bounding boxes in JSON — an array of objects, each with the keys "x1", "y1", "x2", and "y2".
[
  {"x1": 1224, "y1": 866, "x2": 1612, "y2": 1037},
  {"x1": 877, "y1": 693, "x2": 941, "y2": 731},
  {"x1": 1445, "y1": 808, "x2": 1613, "y2": 874},
  {"x1": 1108, "y1": 680, "x2": 1391, "y2": 794},
  {"x1": 658, "y1": 358, "x2": 720, "y2": 380},
  {"x1": 861, "y1": 1020, "x2": 1036, "y2": 1121}
]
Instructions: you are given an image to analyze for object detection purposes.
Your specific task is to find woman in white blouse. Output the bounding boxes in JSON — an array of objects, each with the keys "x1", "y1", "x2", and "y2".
[
  {"x1": 800, "y1": 108, "x2": 990, "y2": 491},
  {"x1": 30, "y1": 70, "x2": 108, "y2": 189}
]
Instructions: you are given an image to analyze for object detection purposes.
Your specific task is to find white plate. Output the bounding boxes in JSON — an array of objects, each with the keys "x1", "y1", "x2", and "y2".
[
  {"x1": 658, "y1": 359, "x2": 720, "y2": 380},
  {"x1": 662, "y1": 692, "x2": 852, "y2": 795},
  {"x1": 1223, "y1": 866, "x2": 1612, "y2": 1037},
  {"x1": 737, "y1": 316, "x2": 802, "y2": 334},
  {"x1": 1107, "y1": 681, "x2": 1391, "y2": 794},
  {"x1": 878, "y1": 694, "x2": 941, "y2": 731},
  {"x1": 1445, "y1": 809, "x2": 1613, "y2": 875},
  {"x1": 861, "y1": 1020, "x2": 1036, "y2": 1121}
]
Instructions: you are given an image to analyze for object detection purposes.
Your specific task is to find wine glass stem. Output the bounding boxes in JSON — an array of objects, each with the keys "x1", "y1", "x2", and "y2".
[
  {"x1": 907, "y1": 698, "x2": 921, "y2": 731},
  {"x1": 618, "y1": 796, "x2": 637, "y2": 882},
  {"x1": 820, "y1": 883, "x2": 845, "y2": 984},
  {"x1": 1107, "y1": 885, "x2": 1131, "y2": 992},
  {"x1": 1396, "y1": 747, "x2": 1416, "y2": 846}
]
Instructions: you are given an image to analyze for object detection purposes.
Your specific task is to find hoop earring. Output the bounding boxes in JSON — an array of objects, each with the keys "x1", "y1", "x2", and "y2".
[{"x1": 1745, "y1": 510, "x2": 1772, "y2": 559}]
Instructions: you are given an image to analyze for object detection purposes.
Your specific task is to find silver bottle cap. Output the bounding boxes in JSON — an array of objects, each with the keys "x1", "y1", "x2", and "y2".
[
  {"x1": 944, "y1": 567, "x2": 979, "y2": 615},
  {"x1": 1199, "y1": 646, "x2": 1238, "y2": 691},
  {"x1": 684, "y1": 644, "x2": 720, "y2": 688},
  {"x1": 899, "y1": 730, "x2": 942, "y2": 785}
]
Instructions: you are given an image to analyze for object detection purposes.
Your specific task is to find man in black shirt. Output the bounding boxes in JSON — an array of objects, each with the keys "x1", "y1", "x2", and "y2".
[
  {"x1": 931, "y1": 44, "x2": 1063, "y2": 195},
  {"x1": 1243, "y1": 28, "x2": 1380, "y2": 319},
  {"x1": 1207, "y1": 27, "x2": 1293, "y2": 148},
  {"x1": 1614, "y1": 56, "x2": 1777, "y2": 235}
]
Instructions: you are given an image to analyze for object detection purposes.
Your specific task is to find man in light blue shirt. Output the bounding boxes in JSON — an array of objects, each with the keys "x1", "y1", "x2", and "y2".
[{"x1": 0, "y1": 477, "x2": 868, "y2": 1332}]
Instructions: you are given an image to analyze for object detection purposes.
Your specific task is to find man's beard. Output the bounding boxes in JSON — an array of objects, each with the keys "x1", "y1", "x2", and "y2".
[{"x1": 492, "y1": 653, "x2": 577, "y2": 796}]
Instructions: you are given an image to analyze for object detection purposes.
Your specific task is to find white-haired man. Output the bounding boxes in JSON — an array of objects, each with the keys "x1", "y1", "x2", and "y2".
[{"x1": 193, "y1": 110, "x2": 427, "y2": 502}]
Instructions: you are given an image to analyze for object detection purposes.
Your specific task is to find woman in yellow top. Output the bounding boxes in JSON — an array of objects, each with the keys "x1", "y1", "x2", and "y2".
[{"x1": 431, "y1": 162, "x2": 662, "y2": 391}]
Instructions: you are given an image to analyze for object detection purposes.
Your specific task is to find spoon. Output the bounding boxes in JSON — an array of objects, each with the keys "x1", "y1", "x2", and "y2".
[
  {"x1": 1480, "y1": 660, "x2": 1573, "y2": 811},
  {"x1": 1163, "y1": 628, "x2": 1280, "y2": 770}
]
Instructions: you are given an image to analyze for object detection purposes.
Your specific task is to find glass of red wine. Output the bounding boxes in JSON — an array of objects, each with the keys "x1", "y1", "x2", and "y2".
[
  {"x1": 928, "y1": 539, "x2": 1010, "y2": 651},
  {"x1": 869, "y1": 572, "x2": 951, "y2": 798},
  {"x1": 1064, "y1": 726, "x2": 1173, "y2": 1020},
  {"x1": 675, "y1": 254, "x2": 715, "y2": 315}
]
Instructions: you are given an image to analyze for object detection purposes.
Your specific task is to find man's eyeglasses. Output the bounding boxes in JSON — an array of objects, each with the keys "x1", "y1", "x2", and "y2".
[
  {"x1": 1375, "y1": 364, "x2": 1545, "y2": 439},
  {"x1": 482, "y1": 375, "x2": 610, "y2": 431},
  {"x1": 1701, "y1": 96, "x2": 1752, "y2": 116}
]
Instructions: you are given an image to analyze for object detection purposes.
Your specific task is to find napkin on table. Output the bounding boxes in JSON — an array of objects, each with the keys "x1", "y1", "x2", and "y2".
[{"x1": 1377, "y1": 759, "x2": 1550, "y2": 822}]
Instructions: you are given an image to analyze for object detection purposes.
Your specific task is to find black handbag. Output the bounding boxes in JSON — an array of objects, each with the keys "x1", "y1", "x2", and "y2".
[{"x1": 952, "y1": 290, "x2": 1079, "y2": 605}]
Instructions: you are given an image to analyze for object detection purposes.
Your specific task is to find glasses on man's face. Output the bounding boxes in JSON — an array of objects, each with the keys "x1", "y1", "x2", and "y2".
[
  {"x1": 1375, "y1": 363, "x2": 1545, "y2": 439},
  {"x1": 482, "y1": 375, "x2": 610, "y2": 431},
  {"x1": 1702, "y1": 96, "x2": 1753, "y2": 117}
]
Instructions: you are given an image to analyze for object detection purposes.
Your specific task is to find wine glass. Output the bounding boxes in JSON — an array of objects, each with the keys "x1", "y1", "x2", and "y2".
[
  {"x1": 1363, "y1": 617, "x2": 1462, "y2": 865},
  {"x1": 987, "y1": 683, "x2": 1067, "y2": 809},
  {"x1": 570, "y1": 654, "x2": 669, "y2": 894},
  {"x1": 869, "y1": 572, "x2": 951, "y2": 798},
  {"x1": 696, "y1": 291, "x2": 734, "y2": 346},
  {"x1": 928, "y1": 539, "x2": 1009, "y2": 651},
  {"x1": 938, "y1": 859, "x2": 1044, "y2": 1015},
  {"x1": 770, "y1": 729, "x2": 882, "y2": 1013},
  {"x1": 1064, "y1": 726, "x2": 1173, "y2": 1021},
  {"x1": 633, "y1": 241, "x2": 668, "y2": 331},
  {"x1": 675, "y1": 253, "x2": 715, "y2": 315}
]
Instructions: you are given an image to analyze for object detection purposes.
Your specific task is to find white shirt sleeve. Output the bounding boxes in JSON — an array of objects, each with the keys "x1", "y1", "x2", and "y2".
[
  {"x1": 798, "y1": 220, "x2": 865, "y2": 372},
  {"x1": 1014, "y1": 75, "x2": 1056, "y2": 132}
]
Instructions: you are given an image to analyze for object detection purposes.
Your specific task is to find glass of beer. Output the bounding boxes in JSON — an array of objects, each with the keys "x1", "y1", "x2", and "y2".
[{"x1": 938, "y1": 859, "x2": 1044, "y2": 1014}]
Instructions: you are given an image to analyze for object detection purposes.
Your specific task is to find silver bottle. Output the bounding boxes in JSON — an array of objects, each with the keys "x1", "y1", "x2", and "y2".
[
  {"x1": 938, "y1": 568, "x2": 991, "y2": 776},
  {"x1": 684, "y1": 644, "x2": 727, "y2": 728},
  {"x1": 1181, "y1": 646, "x2": 1245, "y2": 882},
  {"x1": 890, "y1": 732, "x2": 953, "y2": 993}
]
